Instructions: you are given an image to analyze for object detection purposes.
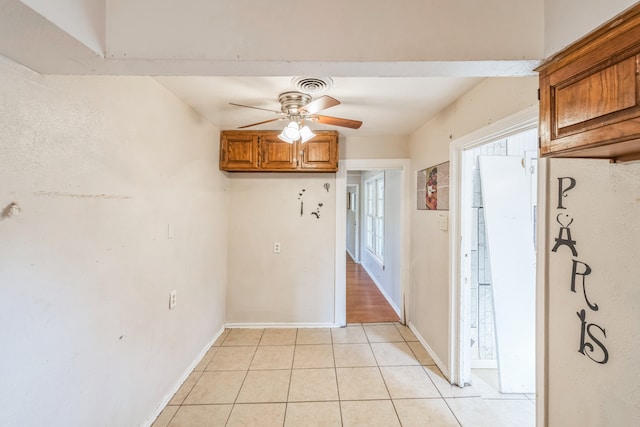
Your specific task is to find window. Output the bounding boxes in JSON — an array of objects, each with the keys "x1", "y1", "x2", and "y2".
[{"x1": 365, "y1": 173, "x2": 384, "y2": 264}]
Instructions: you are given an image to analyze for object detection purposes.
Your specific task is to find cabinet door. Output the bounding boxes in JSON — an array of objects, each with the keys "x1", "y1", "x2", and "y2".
[
  {"x1": 220, "y1": 132, "x2": 259, "y2": 170},
  {"x1": 537, "y1": 5, "x2": 640, "y2": 161},
  {"x1": 540, "y1": 53, "x2": 640, "y2": 159},
  {"x1": 260, "y1": 134, "x2": 297, "y2": 170},
  {"x1": 299, "y1": 132, "x2": 338, "y2": 171}
]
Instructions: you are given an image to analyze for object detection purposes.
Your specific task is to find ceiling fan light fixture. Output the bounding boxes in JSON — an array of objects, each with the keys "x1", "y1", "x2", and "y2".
[
  {"x1": 278, "y1": 121, "x2": 299, "y2": 143},
  {"x1": 233, "y1": 90, "x2": 362, "y2": 132},
  {"x1": 277, "y1": 130, "x2": 296, "y2": 144},
  {"x1": 284, "y1": 121, "x2": 300, "y2": 139},
  {"x1": 299, "y1": 125, "x2": 315, "y2": 143}
]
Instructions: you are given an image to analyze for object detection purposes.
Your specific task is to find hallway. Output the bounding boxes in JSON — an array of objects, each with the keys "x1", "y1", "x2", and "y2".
[
  {"x1": 151, "y1": 324, "x2": 535, "y2": 426},
  {"x1": 346, "y1": 253, "x2": 400, "y2": 323}
]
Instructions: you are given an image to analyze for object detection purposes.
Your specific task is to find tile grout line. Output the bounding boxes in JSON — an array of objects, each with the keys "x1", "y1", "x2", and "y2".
[
  {"x1": 176, "y1": 364, "x2": 206, "y2": 405},
  {"x1": 373, "y1": 326, "x2": 406, "y2": 426},
  {"x1": 161, "y1": 324, "x2": 511, "y2": 427},
  {"x1": 164, "y1": 337, "x2": 223, "y2": 427},
  {"x1": 391, "y1": 323, "x2": 461, "y2": 426},
  {"x1": 281, "y1": 328, "x2": 299, "y2": 426},
  {"x1": 440, "y1": 388, "x2": 464, "y2": 427},
  {"x1": 329, "y1": 326, "x2": 345, "y2": 427},
  {"x1": 224, "y1": 328, "x2": 265, "y2": 426},
  {"x1": 414, "y1": 349, "x2": 464, "y2": 427}
]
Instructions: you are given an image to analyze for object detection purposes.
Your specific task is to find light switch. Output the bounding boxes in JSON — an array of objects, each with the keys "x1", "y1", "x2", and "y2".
[{"x1": 438, "y1": 215, "x2": 448, "y2": 231}]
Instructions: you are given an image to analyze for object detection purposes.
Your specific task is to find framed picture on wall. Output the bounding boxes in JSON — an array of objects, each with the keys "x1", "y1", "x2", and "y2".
[{"x1": 417, "y1": 161, "x2": 450, "y2": 210}]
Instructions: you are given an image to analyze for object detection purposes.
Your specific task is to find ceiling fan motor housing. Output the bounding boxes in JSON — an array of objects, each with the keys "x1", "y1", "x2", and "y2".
[{"x1": 278, "y1": 91, "x2": 311, "y2": 114}]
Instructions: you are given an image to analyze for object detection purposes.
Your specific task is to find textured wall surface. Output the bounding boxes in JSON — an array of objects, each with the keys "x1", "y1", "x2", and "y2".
[
  {"x1": 0, "y1": 56, "x2": 228, "y2": 426},
  {"x1": 408, "y1": 77, "x2": 538, "y2": 373},
  {"x1": 225, "y1": 173, "x2": 336, "y2": 325},
  {"x1": 546, "y1": 159, "x2": 640, "y2": 425}
]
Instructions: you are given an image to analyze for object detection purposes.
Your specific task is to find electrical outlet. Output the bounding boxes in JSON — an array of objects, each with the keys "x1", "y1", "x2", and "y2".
[
  {"x1": 273, "y1": 242, "x2": 281, "y2": 253},
  {"x1": 169, "y1": 290, "x2": 177, "y2": 309}
]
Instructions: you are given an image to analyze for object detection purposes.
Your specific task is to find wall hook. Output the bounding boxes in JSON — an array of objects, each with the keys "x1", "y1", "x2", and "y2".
[{"x1": 1, "y1": 202, "x2": 21, "y2": 219}]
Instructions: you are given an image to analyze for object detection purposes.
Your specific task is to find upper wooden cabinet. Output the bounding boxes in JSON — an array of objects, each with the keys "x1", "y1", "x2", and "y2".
[
  {"x1": 219, "y1": 131, "x2": 260, "y2": 170},
  {"x1": 299, "y1": 132, "x2": 339, "y2": 171},
  {"x1": 536, "y1": 4, "x2": 640, "y2": 162},
  {"x1": 260, "y1": 133, "x2": 298, "y2": 170},
  {"x1": 220, "y1": 130, "x2": 339, "y2": 172}
]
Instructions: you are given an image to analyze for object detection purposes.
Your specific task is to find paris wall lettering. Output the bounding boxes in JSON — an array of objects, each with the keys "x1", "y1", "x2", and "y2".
[{"x1": 551, "y1": 177, "x2": 609, "y2": 364}]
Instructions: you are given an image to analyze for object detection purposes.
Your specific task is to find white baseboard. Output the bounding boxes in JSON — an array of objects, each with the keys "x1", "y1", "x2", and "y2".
[
  {"x1": 225, "y1": 322, "x2": 341, "y2": 329},
  {"x1": 143, "y1": 325, "x2": 226, "y2": 427},
  {"x1": 408, "y1": 321, "x2": 451, "y2": 381},
  {"x1": 360, "y1": 261, "x2": 402, "y2": 317},
  {"x1": 346, "y1": 248, "x2": 358, "y2": 262}
]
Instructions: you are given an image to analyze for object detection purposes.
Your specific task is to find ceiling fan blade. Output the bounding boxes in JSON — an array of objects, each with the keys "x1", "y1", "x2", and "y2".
[
  {"x1": 237, "y1": 117, "x2": 284, "y2": 129},
  {"x1": 315, "y1": 115, "x2": 363, "y2": 129},
  {"x1": 300, "y1": 95, "x2": 340, "y2": 115},
  {"x1": 230, "y1": 102, "x2": 282, "y2": 114}
]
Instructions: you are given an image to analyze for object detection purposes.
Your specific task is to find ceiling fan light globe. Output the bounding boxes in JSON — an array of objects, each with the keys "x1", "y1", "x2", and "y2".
[
  {"x1": 299, "y1": 126, "x2": 315, "y2": 143},
  {"x1": 278, "y1": 130, "x2": 296, "y2": 144},
  {"x1": 283, "y1": 121, "x2": 300, "y2": 140}
]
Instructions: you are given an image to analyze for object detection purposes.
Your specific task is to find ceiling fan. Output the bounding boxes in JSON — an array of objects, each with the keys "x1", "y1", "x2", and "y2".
[{"x1": 230, "y1": 91, "x2": 363, "y2": 142}]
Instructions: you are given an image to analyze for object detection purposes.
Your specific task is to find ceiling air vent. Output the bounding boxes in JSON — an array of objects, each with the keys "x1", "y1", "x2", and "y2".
[{"x1": 292, "y1": 77, "x2": 334, "y2": 94}]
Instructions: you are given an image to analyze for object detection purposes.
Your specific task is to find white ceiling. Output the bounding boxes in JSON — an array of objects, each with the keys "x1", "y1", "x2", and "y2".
[
  {"x1": 155, "y1": 76, "x2": 484, "y2": 138},
  {"x1": 1, "y1": 1, "x2": 549, "y2": 138},
  {"x1": 1, "y1": 2, "x2": 634, "y2": 147}
]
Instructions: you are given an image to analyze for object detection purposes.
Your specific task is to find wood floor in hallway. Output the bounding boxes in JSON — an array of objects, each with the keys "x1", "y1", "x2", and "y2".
[{"x1": 346, "y1": 253, "x2": 400, "y2": 323}]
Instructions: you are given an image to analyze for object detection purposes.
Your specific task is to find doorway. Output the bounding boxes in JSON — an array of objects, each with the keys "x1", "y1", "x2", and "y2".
[
  {"x1": 345, "y1": 171, "x2": 401, "y2": 324},
  {"x1": 346, "y1": 183, "x2": 359, "y2": 262},
  {"x1": 450, "y1": 107, "x2": 538, "y2": 393},
  {"x1": 334, "y1": 159, "x2": 411, "y2": 327},
  {"x1": 463, "y1": 131, "x2": 537, "y2": 394}
]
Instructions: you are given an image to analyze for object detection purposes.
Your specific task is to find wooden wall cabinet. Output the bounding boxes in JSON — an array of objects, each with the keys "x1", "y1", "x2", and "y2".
[
  {"x1": 219, "y1": 132, "x2": 260, "y2": 170},
  {"x1": 260, "y1": 133, "x2": 298, "y2": 170},
  {"x1": 220, "y1": 130, "x2": 339, "y2": 172},
  {"x1": 298, "y1": 132, "x2": 339, "y2": 171},
  {"x1": 536, "y1": 4, "x2": 640, "y2": 162}
]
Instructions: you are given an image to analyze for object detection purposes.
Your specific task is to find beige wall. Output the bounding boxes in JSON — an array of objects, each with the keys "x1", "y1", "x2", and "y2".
[
  {"x1": 407, "y1": 76, "x2": 538, "y2": 372},
  {"x1": 225, "y1": 173, "x2": 337, "y2": 325},
  {"x1": 544, "y1": 0, "x2": 637, "y2": 56},
  {"x1": 0, "y1": 56, "x2": 228, "y2": 426},
  {"x1": 2, "y1": 2, "x2": 638, "y2": 425},
  {"x1": 106, "y1": 1, "x2": 544, "y2": 62},
  {"x1": 224, "y1": 133, "x2": 409, "y2": 326},
  {"x1": 544, "y1": 159, "x2": 640, "y2": 424},
  {"x1": 342, "y1": 135, "x2": 410, "y2": 160}
]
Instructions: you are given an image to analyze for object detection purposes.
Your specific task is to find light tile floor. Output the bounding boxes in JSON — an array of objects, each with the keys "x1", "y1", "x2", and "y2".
[{"x1": 152, "y1": 323, "x2": 535, "y2": 427}]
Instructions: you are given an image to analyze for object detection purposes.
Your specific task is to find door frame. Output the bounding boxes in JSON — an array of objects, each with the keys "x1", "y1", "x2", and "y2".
[
  {"x1": 335, "y1": 158, "x2": 411, "y2": 327},
  {"x1": 346, "y1": 183, "x2": 360, "y2": 262},
  {"x1": 448, "y1": 105, "x2": 541, "y2": 388}
]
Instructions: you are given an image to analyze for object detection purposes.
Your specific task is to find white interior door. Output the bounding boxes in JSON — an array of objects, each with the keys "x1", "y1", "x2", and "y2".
[{"x1": 479, "y1": 155, "x2": 536, "y2": 393}]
